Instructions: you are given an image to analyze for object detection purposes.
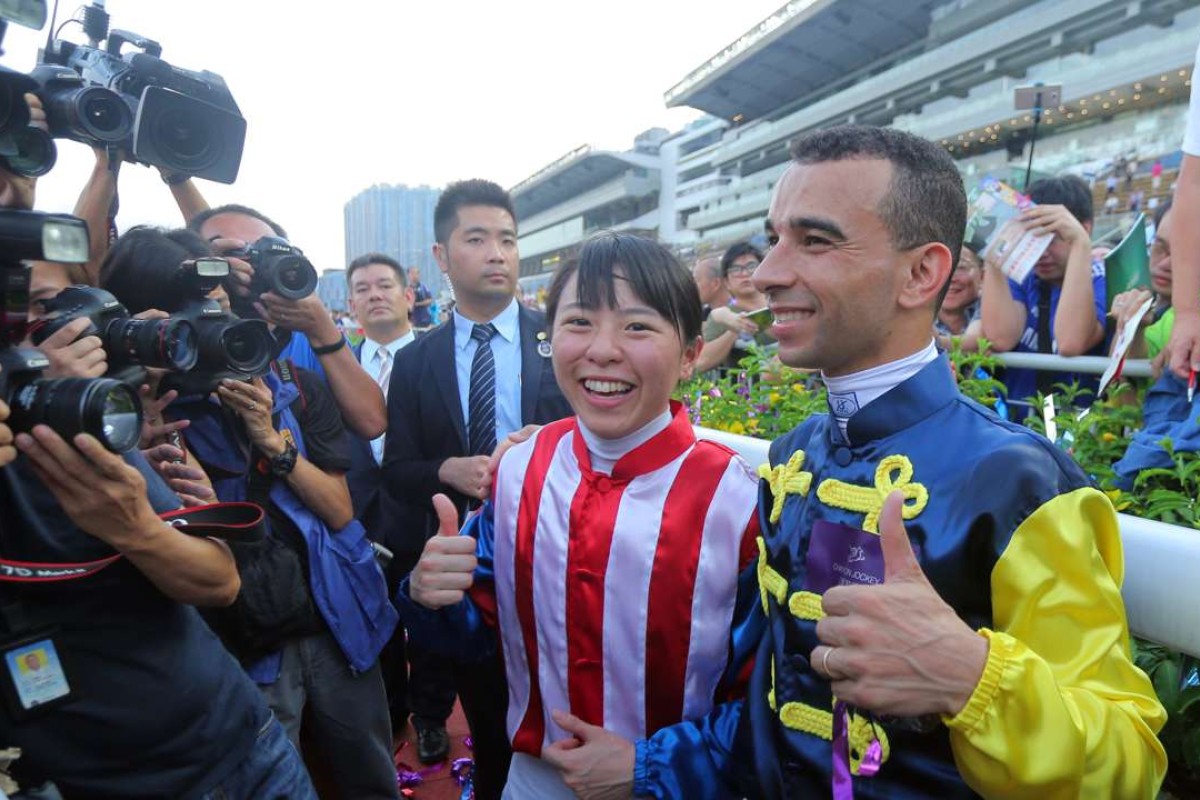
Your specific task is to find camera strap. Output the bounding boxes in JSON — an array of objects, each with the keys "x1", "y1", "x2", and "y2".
[{"x1": 0, "y1": 502, "x2": 267, "y2": 584}]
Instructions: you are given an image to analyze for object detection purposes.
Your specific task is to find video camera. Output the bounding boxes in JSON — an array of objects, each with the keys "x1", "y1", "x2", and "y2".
[
  {"x1": 0, "y1": 1, "x2": 55, "y2": 177},
  {"x1": 36, "y1": 2, "x2": 246, "y2": 183},
  {"x1": 0, "y1": 209, "x2": 142, "y2": 453}
]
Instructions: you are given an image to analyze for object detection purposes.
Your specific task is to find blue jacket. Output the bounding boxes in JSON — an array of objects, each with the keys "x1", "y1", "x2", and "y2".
[{"x1": 176, "y1": 365, "x2": 398, "y2": 680}]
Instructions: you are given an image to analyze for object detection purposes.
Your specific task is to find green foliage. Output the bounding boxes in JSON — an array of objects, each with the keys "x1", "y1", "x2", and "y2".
[{"x1": 1135, "y1": 640, "x2": 1200, "y2": 794}]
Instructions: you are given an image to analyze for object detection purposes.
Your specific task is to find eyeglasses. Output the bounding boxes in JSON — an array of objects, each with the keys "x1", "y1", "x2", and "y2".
[{"x1": 725, "y1": 262, "x2": 759, "y2": 276}]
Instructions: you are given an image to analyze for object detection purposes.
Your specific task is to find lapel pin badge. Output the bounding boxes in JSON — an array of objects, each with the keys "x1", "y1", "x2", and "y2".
[{"x1": 536, "y1": 331, "x2": 552, "y2": 358}]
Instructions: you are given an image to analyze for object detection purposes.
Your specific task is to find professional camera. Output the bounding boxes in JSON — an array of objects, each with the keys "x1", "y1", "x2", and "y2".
[
  {"x1": 0, "y1": 1, "x2": 56, "y2": 177},
  {"x1": 161, "y1": 258, "x2": 273, "y2": 395},
  {"x1": 37, "y1": 3, "x2": 245, "y2": 183},
  {"x1": 29, "y1": 285, "x2": 198, "y2": 373},
  {"x1": 227, "y1": 237, "x2": 318, "y2": 302},
  {"x1": 0, "y1": 207, "x2": 143, "y2": 453},
  {"x1": 0, "y1": 346, "x2": 141, "y2": 453}
]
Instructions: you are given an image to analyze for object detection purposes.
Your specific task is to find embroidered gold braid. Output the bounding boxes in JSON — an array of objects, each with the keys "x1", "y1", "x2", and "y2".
[
  {"x1": 757, "y1": 538, "x2": 789, "y2": 613},
  {"x1": 788, "y1": 590, "x2": 824, "y2": 621},
  {"x1": 758, "y1": 451, "x2": 813, "y2": 524},
  {"x1": 779, "y1": 700, "x2": 892, "y2": 775},
  {"x1": 816, "y1": 454, "x2": 928, "y2": 533}
]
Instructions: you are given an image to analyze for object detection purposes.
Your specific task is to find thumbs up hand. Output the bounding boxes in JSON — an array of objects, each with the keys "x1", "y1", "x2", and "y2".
[
  {"x1": 409, "y1": 493, "x2": 479, "y2": 610},
  {"x1": 811, "y1": 492, "x2": 989, "y2": 718}
]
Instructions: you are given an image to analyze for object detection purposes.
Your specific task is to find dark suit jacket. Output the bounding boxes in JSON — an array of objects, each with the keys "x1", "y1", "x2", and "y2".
[
  {"x1": 346, "y1": 339, "x2": 394, "y2": 539},
  {"x1": 380, "y1": 305, "x2": 571, "y2": 579}
]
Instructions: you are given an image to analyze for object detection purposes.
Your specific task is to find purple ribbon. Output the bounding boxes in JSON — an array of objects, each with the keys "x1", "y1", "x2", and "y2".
[
  {"x1": 859, "y1": 739, "x2": 883, "y2": 777},
  {"x1": 832, "y1": 700, "x2": 854, "y2": 799}
]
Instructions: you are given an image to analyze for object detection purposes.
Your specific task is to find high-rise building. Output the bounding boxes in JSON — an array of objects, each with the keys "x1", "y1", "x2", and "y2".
[{"x1": 343, "y1": 184, "x2": 444, "y2": 296}]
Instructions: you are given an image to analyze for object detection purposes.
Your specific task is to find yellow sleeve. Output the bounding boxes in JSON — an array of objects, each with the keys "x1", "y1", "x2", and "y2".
[{"x1": 943, "y1": 487, "x2": 1167, "y2": 799}]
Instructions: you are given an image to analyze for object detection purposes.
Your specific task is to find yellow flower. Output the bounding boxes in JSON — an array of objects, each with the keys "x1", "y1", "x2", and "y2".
[
  {"x1": 747, "y1": 418, "x2": 760, "y2": 432},
  {"x1": 728, "y1": 421, "x2": 746, "y2": 435},
  {"x1": 791, "y1": 383, "x2": 805, "y2": 393},
  {"x1": 769, "y1": 392, "x2": 782, "y2": 405},
  {"x1": 1101, "y1": 432, "x2": 1117, "y2": 443}
]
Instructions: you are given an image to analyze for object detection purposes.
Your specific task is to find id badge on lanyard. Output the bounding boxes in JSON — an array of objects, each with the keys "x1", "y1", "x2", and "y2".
[{"x1": 0, "y1": 628, "x2": 74, "y2": 720}]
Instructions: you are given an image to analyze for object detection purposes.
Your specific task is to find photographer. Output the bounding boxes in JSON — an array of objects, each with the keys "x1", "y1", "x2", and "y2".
[
  {"x1": 0, "y1": 159, "x2": 316, "y2": 796},
  {"x1": 180, "y1": 200, "x2": 387, "y2": 440},
  {"x1": 102, "y1": 226, "x2": 400, "y2": 800}
]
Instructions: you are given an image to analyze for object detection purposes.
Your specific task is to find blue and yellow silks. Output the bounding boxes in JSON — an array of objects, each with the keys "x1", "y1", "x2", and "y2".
[{"x1": 636, "y1": 355, "x2": 1165, "y2": 800}]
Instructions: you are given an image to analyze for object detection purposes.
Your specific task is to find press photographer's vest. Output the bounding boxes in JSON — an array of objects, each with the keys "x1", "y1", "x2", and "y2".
[{"x1": 183, "y1": 364, "x2": 398, "y2": 677}]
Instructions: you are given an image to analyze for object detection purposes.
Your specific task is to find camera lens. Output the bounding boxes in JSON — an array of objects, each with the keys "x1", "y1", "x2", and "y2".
[
  {"x1": 220, "y1": 320, "x2": 272, "y2": 374},
  {"x1": 152, "y1": 108, "x2": 215, "y2": 170},
  {"x1": 75, "y1": 87, "x2": 132, "y2": 142},
  {"x1": 104, "y1": 318, "x2": 198, "y2": 372},
  {"x1": 268, "y1": 255, "x2": 318, "y2": 300},
  {"x1": 7, "y1": 376, "x2": 142, "y2": 453},
  {"x1": 3, "y1": 127, "x2": 57, "y2": 178}
]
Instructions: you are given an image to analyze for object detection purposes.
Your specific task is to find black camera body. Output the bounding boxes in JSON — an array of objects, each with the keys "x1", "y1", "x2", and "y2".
[
  {"x1": 163, "y1": 297, "x2": 273, "y2": 396},
  {"x1": 228, "y1": 237, "x2": 319, "y2": 302},
  {"x1": 30, "y1": 285, "x2": 198, "y2": 374},
  {"x1": 38, "y1": 10, "x2": 246, "y2": 183}
]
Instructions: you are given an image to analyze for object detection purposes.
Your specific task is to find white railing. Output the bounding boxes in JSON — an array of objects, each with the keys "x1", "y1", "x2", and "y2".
[
  {"x1": 993, "y1": 351, "x2": 1154, "y2": 378},
  {"x1": 697, "y1": 426, "x2": 1200, "y2": 658}
]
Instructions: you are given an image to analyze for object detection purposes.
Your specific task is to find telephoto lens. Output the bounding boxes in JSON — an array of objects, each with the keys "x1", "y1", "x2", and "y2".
[
  {"x1": 0, "y1": 347, "x2": 143, "y2": 453},
  {"x1": 103, "y1": 316, "x2": 198, "y2": 372},
  {"x1": 30, "y1": 286, "x2": 199, "y2": 372}
]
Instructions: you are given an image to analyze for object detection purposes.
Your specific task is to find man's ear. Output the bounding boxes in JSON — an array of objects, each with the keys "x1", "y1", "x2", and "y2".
[
  {"x1": 899, "y1": 242, "x2": 954, "y2": 312},
  {"x1": 432, "y1": 242, "x2": 449, "y2": 274}
]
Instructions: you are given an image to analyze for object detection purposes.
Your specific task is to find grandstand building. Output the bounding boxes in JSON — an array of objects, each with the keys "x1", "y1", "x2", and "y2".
[{"x1": 511, "y1": 0, "x2": 1200, "y2": 263}]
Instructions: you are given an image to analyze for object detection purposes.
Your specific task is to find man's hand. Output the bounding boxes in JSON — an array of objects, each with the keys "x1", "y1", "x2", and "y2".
[
  {"x1": 0, "y1": 95, "x2": 43, "y2": 210},
  {"x1": 409, "y1": 493, "x2": 477, "y2": 609},
  {"x1": 1020, "y1": 204, "x2": 1090, "y2": 250},
  {"x1": 207, "y1": 241, "x2": 254, "y2": 297},
  {"x1": 489, "y1": 424, "x2": 540, "y2": 476},
  {"x1": 217, "y1": 377, "x2": 284, "y2": 456},
  {"x1": 811, "y1": 491, "x2": 988, "y2": 718},
  {"x1": 0, "y1": 391, "x2": 14, "y2": 468},
  {"x1": 1167, "y1": 308, "x2": 1200, "y2": 380},
  {"x1": 142, "y1": 443, "x2": 216, "y2": 507},
  {"x1": 34, "y1": 317, "x2": 107, "y2": 379},
  {"x1": 139, "y1": 383, "x2": 188, "y2": 449},
  {"x1": 708, "y1": 305, "x2": 758, "y2": 335},
  {"x1": 542, "y1": 710, "x2": 635, "y2": 800},
  {"x1": 15, "y1": 426, "x2": 160, "y2": 549},
  {"x1": 438, "y1": 455, "x2": 492, "y2": 500},
  {"x1": 256, "y1": 293, "x2": 342, "y2": 347}
]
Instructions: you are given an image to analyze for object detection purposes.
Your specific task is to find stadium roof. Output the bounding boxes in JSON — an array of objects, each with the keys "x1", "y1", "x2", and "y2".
[
  {"x1": 511, "y1": 146, "x2": 658, "y2": 221},
  {"x1": 664, "y1": 0, "x2": 945, "y2": 123}
]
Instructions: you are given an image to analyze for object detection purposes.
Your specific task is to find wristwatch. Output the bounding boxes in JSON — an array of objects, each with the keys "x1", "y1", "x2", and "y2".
[{"x1": 265, "y1": 440, "x2": 298, "y2": 478}]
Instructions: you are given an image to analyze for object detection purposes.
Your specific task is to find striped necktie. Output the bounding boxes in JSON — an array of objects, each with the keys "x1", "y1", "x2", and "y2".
[
  {"x1": 374, "y1": 346, "x2": 392, "y2": 401},
  {"x1": 468, "y1": 323, "x2": 498, "y2": 456}
]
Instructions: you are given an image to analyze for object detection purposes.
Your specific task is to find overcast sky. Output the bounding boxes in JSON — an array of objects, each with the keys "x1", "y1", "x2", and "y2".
[{"x1": 1, "y1": 0, "x2": 784, "y2": 273}]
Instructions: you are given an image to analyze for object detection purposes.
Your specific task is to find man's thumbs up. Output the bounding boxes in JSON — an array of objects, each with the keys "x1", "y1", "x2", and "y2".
[
  {"x1": 879, "y1": 490, "x2": 923, "y2": 583},
  {"x1": 410, "y1": 493, "x2": 479, "y2": 610}
]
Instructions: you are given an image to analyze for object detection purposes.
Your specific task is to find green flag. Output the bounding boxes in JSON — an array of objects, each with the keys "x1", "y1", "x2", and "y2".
[{"x1": 1104, "y1": 213, "x2": 1149, "y2": 309}]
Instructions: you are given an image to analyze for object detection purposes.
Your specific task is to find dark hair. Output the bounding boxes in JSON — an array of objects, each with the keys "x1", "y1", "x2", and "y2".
[
  {"x1": 720, "y1": 241, "x2": 763, "y2": 277},
  {"x1": 1027, "y1": 176, "x2": 1094, "y2": 225},
  {"x1": 433, "y1": 179, "x2": 517, "y2": 245},
  {"x1": 788, "y1": 125, "x2": 967, "y2": 307},
  {"x1": 347, "y1": 253, "x2": 406, "y2": 288},
  {"x1": 187, "y1": 203, "x2": 288, "y2": 240},
  {"x1": 99, "y1": 226, "x2": 213, "y2": 314},
  {"x1": 546, "y1": 232, "x2": 702, "y2": 343},
  {"x1": 1154, "y1": 197, "x2": 1173, "y2": 230}
]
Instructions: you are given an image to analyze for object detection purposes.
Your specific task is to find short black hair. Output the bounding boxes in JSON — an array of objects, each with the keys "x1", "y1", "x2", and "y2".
[
  {"x1": 788, "y1": 125, "x2": 967, "y2": 307},
  {"x1": 100, "y1": 226, "x2": 213, "y2": 314},
  {"x1": 347, "y1": 253, "x2": 406, "y2": 288},
  {"x1": 546, "y1": 232, "x2": 702, "y2": 343},
  {"x1": 188, "y1": 203, "x2": 288, "y2": 240},
  {"x1": 1027, "y1": 176, "x2": 1093, "y2": 225},
  {"x1": 720, "y1": 242, "x2": 763, "y2": 277},
  {"x1": 433, "y1": 180, "x2": 517, "y2": 245}
]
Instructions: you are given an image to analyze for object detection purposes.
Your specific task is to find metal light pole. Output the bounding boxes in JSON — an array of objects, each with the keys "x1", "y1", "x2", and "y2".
[{"x1": 1014, "y1": 82, "x2": 1062, "y2": 191}]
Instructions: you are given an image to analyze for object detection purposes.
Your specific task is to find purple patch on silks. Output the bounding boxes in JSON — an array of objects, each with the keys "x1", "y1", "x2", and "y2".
[{"x1": 804, "y1": 520, "x2": 886, "y2": 593}]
